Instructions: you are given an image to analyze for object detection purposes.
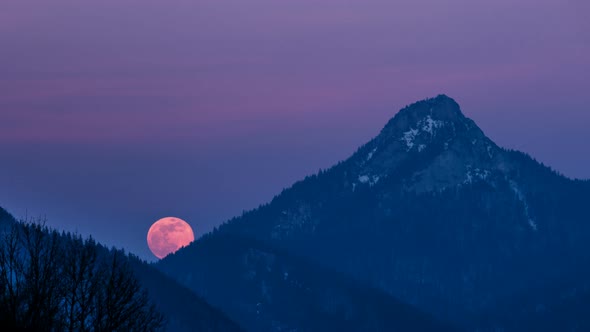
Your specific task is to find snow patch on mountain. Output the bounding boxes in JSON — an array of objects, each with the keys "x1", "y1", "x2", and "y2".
[
  {"x1": 366, "y1": 147, "x2": 378, "y2": 161},
  {"x1": 400, "y1": 116, "x2": 445, "y2": 151},
  {"x1": 509, "y1": 180, "x2": 538, "y2": 231},
  {"x1": 402, "y1": 128, "x2": 419, "y2": 151},
  {"x1": 464, "y1": 167, "x2": 491, "y2": 184},
  {"x1": 358, "y1": 175, "x2": 370, "y2": 183},
  {"x1": 358, "y1": 174, "x2": 380, "y2": 186},
  {"x1": 422, "y1": 115, "x2": 444, "y2": 135},
  {"x1": 487, "y1": 145, "x2": 494, "y2": 159}
]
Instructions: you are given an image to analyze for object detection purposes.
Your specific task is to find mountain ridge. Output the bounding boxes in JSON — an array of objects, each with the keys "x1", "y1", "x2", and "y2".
[{"x1": 158, "y1": 95, "x2": 590, "y2": 329}]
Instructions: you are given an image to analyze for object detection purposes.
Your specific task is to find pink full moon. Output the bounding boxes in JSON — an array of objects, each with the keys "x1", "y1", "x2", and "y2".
[{"x1": 147, "y1": 217, "x2": 195, "y2": 259}]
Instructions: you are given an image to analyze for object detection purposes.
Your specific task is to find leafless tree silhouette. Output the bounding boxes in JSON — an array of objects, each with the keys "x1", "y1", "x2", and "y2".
[{"x1": 0, "y1": 219, "x2": 164, "y2": 331}]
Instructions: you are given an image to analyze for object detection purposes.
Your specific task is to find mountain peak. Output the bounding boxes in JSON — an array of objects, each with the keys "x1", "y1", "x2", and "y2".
[
  {"x1": 384, "y1": 94, "x2": 465, "y2": 132},
  {"x1": 352, "y1": 95, "x2": 500, "y2": 193},
  {"x1": 378, "y1": 95, "x2": 474, "y2": 146}
]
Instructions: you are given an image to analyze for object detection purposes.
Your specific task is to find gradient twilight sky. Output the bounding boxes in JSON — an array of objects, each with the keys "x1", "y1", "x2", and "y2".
[{"x1": 0, "y1": 0, "x2": 588, "y2": 260}]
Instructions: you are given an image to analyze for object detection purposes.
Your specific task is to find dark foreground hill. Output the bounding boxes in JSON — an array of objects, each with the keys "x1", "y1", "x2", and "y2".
[
  {"x1": 0, "y1": 207, "x2": 241, "y2": 332},
  {"x1": 157, "y1": 95, "x2": 590, "y2": 330}
]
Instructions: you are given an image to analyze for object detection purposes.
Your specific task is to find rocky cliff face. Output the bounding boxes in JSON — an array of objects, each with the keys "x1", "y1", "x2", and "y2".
[{"x1": 348, "y1": 95, "x2": 502, "y2": 193}]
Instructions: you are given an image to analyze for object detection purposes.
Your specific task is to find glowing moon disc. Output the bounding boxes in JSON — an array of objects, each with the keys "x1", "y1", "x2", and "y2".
[{"x1": 147, "y1": 217, "x2": 195, "y2": 259}]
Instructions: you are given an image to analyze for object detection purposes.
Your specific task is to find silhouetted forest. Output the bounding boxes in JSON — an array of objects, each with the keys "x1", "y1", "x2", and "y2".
[
  {"x1": 0, "y1": 209, "x2": 242, "y2": 332},
  {"x1": 0, "y1": 220, "x2": 164, "y2": 331}
]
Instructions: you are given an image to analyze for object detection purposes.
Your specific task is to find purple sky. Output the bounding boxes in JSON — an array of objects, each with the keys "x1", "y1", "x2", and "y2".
[{"x1": 1, "y1": 0, "x2": 588, "y2": 260}]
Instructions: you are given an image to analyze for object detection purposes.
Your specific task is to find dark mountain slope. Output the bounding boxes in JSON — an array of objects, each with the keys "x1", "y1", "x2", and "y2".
[
  {"x1": 159, "y1": 95, "x2": 590, "y2": 327},
  {"x1": 473, "y1": 264, "x2": 590, "y2": 331},
  {"x1": 128, "y1": 258, "x2": 243, "y2": 332},
  {"x1": 159, "y1": 233, "x2": 456, "y2": 332}
]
